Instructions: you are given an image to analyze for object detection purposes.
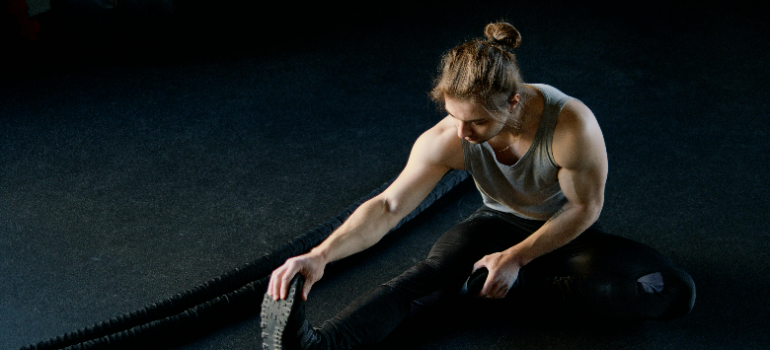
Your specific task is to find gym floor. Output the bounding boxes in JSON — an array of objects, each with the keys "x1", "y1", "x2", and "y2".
[{"x1": 2, "y1": 1, "x2": 768, "y2": 349}]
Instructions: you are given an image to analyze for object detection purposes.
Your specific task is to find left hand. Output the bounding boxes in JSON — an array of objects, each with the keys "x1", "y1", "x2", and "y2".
[{"x1": 473, "y1": 251, "x2": 521, "y2": 299}]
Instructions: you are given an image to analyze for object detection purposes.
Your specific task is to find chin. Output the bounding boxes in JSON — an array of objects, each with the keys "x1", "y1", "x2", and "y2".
[{"x1": 465, "y1": 136, "x2": 488, "y2": 144}]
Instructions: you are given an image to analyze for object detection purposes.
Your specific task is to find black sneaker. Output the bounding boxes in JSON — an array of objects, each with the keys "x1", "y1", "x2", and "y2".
[
  {"x1": 460, "y1": 268, "x2": 488, "y2": 297},
  {"x1": 459, "y1": 267, "x2": 523, "y2": 298},
  {"x1": 260, "y1": 275, "x2": 323, "y2": 350}
]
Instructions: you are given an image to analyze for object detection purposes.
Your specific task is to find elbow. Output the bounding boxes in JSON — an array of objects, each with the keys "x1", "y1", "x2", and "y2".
[
  {"x1": 586, "y1": 205, "x2": 602, "y2": 224},
  {"x1": 574, "y1": 199, "x2": 603, "y2": 224},
  {"x1": 376, "y1": 193, "x2": 409, "y2": 217},
  {"x1": 376, "y1": 196, "x2": 396, "y2": 215},
  {"x1": 372, "y1": 195, "x2": 405, "y2": 226}
]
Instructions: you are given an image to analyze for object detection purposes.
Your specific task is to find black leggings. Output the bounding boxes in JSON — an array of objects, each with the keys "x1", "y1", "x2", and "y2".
[{"x1": 316, "y1": 206, "x2": 696, "y2": 349}]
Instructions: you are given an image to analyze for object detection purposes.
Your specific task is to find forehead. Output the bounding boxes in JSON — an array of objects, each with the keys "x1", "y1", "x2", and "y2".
[{"x1": 444, "y1": 97, "x2": 489, "y2": 122}]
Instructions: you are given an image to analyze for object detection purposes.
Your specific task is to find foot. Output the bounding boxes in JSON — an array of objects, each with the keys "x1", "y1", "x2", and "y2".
[
  {"x1": 260, "y1": 275, "x2": 324, "y2": 350},
  {"x1": 460, "y1": 268, "x2": 488, "y2": 297}
]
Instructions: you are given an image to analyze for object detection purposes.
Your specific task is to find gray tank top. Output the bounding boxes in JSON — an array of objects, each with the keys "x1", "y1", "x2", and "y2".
[{"x1": 462, "y1": 84, "x2": 571, "y2": 221}]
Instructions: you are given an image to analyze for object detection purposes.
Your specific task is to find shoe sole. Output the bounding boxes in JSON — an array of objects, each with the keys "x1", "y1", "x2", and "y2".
[
  {"x1": 460, "y1": 267, "x2": 488, "y2": 297},
  {"x1": 260, "y1": 275, "x2": 304, "y2": 350}
]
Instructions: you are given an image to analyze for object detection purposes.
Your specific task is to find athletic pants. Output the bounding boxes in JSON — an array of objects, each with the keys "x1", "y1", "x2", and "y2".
[{"x1": 316, "y1": 206, "x2": 696, "y2": 349}]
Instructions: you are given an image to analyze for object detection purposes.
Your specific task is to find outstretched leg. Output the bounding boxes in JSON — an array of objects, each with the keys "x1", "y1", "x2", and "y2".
[{"x1": 260, "y1": 206, "x2": 529, "y2": 350}]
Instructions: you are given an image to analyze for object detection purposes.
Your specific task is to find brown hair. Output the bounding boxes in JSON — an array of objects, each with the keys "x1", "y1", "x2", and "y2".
[{"x1": 430, "y1": 22, "x2": 524, "y2": 117}]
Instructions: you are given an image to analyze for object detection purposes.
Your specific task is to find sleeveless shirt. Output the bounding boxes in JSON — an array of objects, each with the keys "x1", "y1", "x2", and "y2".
[{"x1": 461, "y1": 84, "x2": 572, "y2": 221}]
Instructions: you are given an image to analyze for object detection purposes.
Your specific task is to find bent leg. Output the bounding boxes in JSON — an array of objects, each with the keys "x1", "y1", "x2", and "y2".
[{"x1": 515, "y1": 226, "x2": 696, "y2": 321}]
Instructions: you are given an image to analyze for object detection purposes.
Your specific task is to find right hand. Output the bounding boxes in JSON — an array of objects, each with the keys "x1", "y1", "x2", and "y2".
[
  {"x1": 267, "y1": 251, "x2": 326, "y2": 301},
  {"x1": 472, "y1": 250, "x2": 521, "y2": 299}
]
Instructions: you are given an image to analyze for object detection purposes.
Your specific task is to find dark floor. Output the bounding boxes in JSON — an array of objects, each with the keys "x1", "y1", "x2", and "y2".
[{"x1": 1, "y1": 1, "x2": 769, "y2": 349}]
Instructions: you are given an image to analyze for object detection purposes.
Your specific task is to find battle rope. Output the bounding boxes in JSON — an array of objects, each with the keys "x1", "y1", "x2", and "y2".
[{"x1": 21, "y1": 170, "x2": 470, "y2": 350}]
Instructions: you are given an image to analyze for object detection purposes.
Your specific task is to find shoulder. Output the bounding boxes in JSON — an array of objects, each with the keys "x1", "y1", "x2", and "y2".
[
  {"x1": 552, "y1": 99, "x2": 607, "y2": 170},
  {"x1": 411, "y1": 116, "x2": 465, "y2": 170}
]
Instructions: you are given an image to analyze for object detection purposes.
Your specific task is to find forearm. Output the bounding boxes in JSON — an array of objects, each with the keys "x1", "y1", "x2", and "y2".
[
  {"x1": 506, "y1": 203, "x2": 600, "y2": 266},
  {"x1": 310, "y1": 195, "x2": 403, "y2": 264},
  {"x1": 267, "y1": 195, "x2": 406, "y2": 301}
]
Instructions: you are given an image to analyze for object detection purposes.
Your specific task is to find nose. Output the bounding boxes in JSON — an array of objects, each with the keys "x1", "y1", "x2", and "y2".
[{"x1": 457, "y1": 122, "x2": 471, "y2": 139}]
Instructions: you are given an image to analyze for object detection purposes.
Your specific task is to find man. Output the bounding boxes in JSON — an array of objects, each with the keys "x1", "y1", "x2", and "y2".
[{"x1": 261, "y1": 22, "x2": 695, "y2": 350}]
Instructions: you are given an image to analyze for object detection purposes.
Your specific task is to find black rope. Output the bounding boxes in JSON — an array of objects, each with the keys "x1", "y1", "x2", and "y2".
[{"x1": 21, "y1": 170, "x2": 470, "y2": 350}]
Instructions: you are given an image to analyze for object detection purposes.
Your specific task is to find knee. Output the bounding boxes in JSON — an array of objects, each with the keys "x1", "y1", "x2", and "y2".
[
  {"x1": 642, "y1": 270, "x2": 696, "y2": 320},
  {"x1": 667, "y1": 270, "x2": 697, "y2": 319}
]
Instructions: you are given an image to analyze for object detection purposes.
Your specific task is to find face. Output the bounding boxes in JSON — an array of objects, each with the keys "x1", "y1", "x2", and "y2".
[{"x1": 445, "y1": 97, "x2": 507, "y2": 144}]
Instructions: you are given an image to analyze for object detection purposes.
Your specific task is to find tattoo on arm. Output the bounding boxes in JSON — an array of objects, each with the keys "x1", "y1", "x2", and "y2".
[{"x1": 547, "y1": 208, "x2": 565, "y2": 223}]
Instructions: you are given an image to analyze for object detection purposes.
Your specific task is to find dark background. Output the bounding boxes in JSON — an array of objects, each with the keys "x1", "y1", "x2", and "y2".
[{"x1": 2, "y1": 0, "x2": 768, "y2": 349}]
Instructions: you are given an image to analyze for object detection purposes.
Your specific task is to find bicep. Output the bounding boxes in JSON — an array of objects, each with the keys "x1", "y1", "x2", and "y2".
[
  {"x1": 378, "y1": 127, "x2": 459, "y2": 218},
  {"x1": 555, "y1": 102, "x2": 608, "y2": 214},
  {"x1": 558, "y1": 156, "x2": 606, "y2": 215}
]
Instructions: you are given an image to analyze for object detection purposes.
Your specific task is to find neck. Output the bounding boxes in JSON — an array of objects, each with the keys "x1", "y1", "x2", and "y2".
[{"x1": 502, "y1": 85, "x2": 537, "y2": 136}]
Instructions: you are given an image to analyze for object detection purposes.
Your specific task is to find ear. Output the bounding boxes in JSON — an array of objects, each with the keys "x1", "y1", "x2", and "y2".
[{"x1": 509, "y1": 93, "x2": 521, "y2": 109}]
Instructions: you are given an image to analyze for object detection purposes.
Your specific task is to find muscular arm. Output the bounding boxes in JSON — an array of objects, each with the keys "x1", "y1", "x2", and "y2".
[
  {"x1": 512, "y1": 100, "x2": 607, "y2": 264},
  {"x1": 476, "y1": 100, "x2": 608, "y2": 298},
  {"x1": 312, "y1": 125, "x2": 461, "y2": 264},
  {"x1": 268, "y1": 117, "x2": 464, "y2": 300}
]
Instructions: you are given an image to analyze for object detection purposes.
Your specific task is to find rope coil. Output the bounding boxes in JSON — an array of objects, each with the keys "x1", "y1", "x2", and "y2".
[{"x1": 21, "y1": 170, "x2": 470, "y2": 350}]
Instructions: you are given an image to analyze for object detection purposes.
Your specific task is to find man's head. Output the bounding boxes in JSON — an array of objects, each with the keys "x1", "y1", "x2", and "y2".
[
  {"x1": 430, "y1": 21, "x2": 525, "y2": 141},
  {"x1": 444, "y1": 94, "x2": 523, "y2": 144}
]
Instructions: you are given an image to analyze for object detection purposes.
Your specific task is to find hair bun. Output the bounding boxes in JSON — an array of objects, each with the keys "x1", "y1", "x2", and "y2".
[{"x1": 484, "y1": 22, "x2": 522, "y2": 49}]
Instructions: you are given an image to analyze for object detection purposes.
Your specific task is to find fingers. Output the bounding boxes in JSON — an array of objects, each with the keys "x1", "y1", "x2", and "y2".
[
  {"x1": 472, "y1": 260, "x2": 484, "y2": 273},
  {"x1": 268, "y1": 265, "x2": 285, "y2": 300},
  {"x1": 479, "y1": 267, "x2": 516, "y2": 299},
  {"x1": 268, "y1": 260, "x2": 297, "y2": 301},
  {"x1": 302, "y1": 279, "x2": 314, "y2": 301},
  {"x1": 473, "y1": 252, "x2": 520, "y2": 299},
  {"x1": 480, "y1": 275, "x2": 509, "y2": 299},
  {"x1": 267, "y1": 254, "x2": 325, "y2": 301},
  {"x1": 268, "y1": 267, "x2": 277, "y2": 299},
  {"x1": 480, "y1": 274, "x2": 496, "y2": 298},
  {"x1": 279, "y1": 262, "x2": 299, "y2": 300},
  {"x1": 474, "y1": 260, "x2": 490, "y2": 297}
]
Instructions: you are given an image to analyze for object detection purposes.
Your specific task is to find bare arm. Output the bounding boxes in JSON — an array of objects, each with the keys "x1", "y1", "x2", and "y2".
[
  {"x1": 475, "y1": 100, "x2": 608, "y2": 298},
  {"x1": 268, "y1": 118, "x2": 463, "y2": 300},
  {"x1": 311, "y1": 138, "x2": 454, "y2": 263}
]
